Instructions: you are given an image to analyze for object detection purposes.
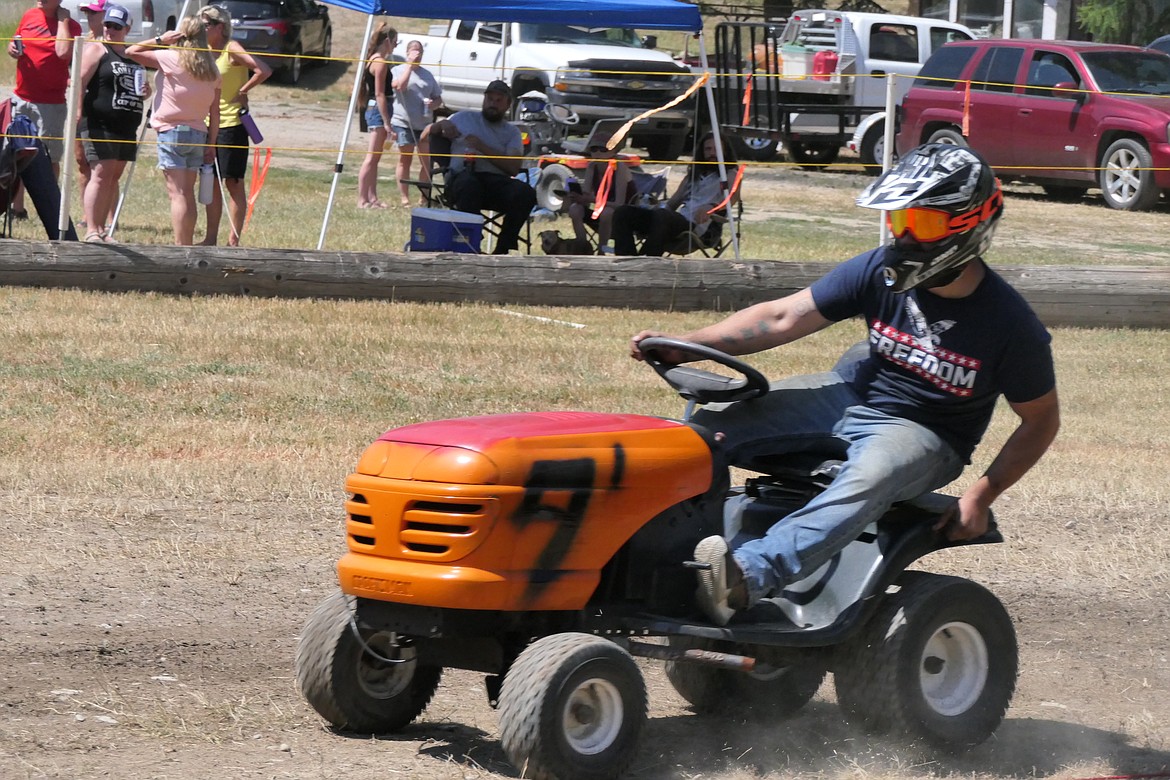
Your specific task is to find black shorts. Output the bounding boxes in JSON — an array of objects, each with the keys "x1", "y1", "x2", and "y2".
[
  {"x1": 214, "y1": 124, "x2": 250, "y2": 180},
  {"x1": 81, "y1": 121, "x2": 139, "y2": 163}
]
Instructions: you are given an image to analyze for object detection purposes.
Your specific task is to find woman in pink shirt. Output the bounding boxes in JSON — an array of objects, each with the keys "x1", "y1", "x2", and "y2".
[{"x1": 126, "y1": 16, "x2": 220, "y2": 245}]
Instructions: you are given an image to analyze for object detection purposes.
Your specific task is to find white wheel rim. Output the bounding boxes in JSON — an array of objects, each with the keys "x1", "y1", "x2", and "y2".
[
  {"x1": 1105, "y1": 149, "x2": 1140, "y2": 204},
  {"x1": 561, "y1": 677, "x2": 624, "y2": 755},
  {"x1": 357, "y1": 634, "x2": 416, "y2": 700},
  {"x1": 919, "y1": 621, "x2": 988, "y2": 716}
]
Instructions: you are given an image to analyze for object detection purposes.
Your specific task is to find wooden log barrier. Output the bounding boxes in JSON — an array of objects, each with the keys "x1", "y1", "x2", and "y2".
[{"x1": 0, "y1": 240, "x2": 1168, "y2": 329}]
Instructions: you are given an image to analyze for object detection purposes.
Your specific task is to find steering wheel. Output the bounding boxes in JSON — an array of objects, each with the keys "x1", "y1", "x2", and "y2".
[
  {"x1": 639, "y1": 337, "x2": 769, "y2": 405},
  {"x1": 548, "y1": 104, "x2": 580, "y2": 125}
]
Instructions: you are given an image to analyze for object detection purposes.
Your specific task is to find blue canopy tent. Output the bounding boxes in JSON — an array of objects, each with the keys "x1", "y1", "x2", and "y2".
[
  {"x1": 322, "y1": 0, "x2": 702, "y2": 30},
  {"x1": 315, "y1": 0, "x2": 737, "y2": 257}
]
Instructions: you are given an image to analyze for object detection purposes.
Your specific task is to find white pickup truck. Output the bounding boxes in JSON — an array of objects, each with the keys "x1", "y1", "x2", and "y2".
[
  {"x1": 713, "y1": 10, "x2": 974, "y2": 168},
  {"x1": 399, "y1": 20, "x2": 696, "y2": 160}
]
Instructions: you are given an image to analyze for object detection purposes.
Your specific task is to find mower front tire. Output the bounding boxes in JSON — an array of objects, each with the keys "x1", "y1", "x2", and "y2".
[
  {"x1": 499, "y1": 633, "x2": 647, "y2": 780},
  {"x1": 833, "y1": 571, "x2": 1017, "y2": 751},
  {"x1": 295, "y1": 591, "x2": 442, "y2": 733}
]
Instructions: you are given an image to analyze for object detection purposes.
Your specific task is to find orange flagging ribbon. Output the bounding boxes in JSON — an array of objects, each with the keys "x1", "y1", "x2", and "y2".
[
  {"x1": 708, "y1": 164, "x2": 746, "y2": 215},
  {"x1": 961, "y1": 80, "x2": 971, "y2": 137},
  {"x1": 741, "y1": 73, "x2": 753, "y2": 125},
  {"x1": 606, "y1": 72, "x2": 710, "y2": 153},
  {"x1": 591, "y1": 159, "x2": 618, "y2": 220},
  {"x1": 245, "y1": 147, "x2": 273, "y2": 228}
]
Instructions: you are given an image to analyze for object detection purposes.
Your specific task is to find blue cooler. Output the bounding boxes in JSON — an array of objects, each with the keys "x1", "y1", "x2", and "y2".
[{"x1": 410, "y1": 207, "x2": 483, "y2": 253}]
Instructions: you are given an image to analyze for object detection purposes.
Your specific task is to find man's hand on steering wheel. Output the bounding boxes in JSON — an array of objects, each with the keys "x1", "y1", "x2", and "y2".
[{"x1": 630, "y1": 330, "x2": 689, "y2": 364}]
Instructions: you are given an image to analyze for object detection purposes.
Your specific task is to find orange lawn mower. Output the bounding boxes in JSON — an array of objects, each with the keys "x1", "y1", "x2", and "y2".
[{"x1": 295, "y1": 338, "x2": 1019, "y2": 780}]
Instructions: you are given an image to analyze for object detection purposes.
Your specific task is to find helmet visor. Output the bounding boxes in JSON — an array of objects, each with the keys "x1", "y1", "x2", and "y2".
[
  {"x1": 886, "y1": 208, "x2": 952, "y2": 242},
  {"x1": 886, "y1": 185, "x2": 1005, "y2": 243}
]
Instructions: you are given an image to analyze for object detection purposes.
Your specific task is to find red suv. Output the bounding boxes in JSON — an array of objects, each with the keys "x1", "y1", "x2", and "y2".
[{"x1": 896, "y1": 39, "x2": 1170, "y2": 210}]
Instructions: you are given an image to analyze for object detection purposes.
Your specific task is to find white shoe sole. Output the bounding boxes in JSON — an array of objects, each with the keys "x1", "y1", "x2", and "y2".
[{"x1": 694, "y1": 536, "x2": 735, "y2": 626}]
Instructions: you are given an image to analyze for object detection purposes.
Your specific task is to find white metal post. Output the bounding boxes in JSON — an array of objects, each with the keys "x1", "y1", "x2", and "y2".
[
  {"x1": 59, "y1": 35, "x2": 85, "y2": 238},
  {"x1": 697, "y1": 32, "x2": 740, "y2": 260},
  {"x1": 878, "y1": 71, "x2": 897, "y2": 244},
  {"x1": 318, "y1": 13, "x2": 375, "y2": 250}
]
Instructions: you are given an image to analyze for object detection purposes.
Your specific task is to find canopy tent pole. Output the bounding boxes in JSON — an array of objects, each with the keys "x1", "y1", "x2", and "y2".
[
  {"x1": 318, "y1": 12, "x2": 375, "y2": 250},
  {"x1": 697, "y1": 32, "x2": 739, "y2": 260}
]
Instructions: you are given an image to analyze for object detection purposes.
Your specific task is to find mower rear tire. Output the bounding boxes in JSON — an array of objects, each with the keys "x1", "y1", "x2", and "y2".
[
  {"x1": 499, "y1": 633, "x2": 647, "y2": 780},
  {"x1": 665, "y1": 637, "x2": 824, "y2": 717},
  {"x1": 295, "y1": 591, "x2": 442, "y2": 733},
  {"x1": 833, "y1": 571, "x2": 1017, "y2": 751}
]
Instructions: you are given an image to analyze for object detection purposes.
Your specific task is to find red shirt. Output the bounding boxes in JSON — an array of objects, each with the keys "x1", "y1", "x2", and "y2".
[{"x1": 15, "y1": 7, "x2": 82, "y2": 104}]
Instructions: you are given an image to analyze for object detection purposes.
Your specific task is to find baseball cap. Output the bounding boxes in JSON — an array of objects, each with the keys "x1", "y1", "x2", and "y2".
[
  {"x1": 81, "y1": 0, "x2": 107, "y2": 12},
  {"x1": 103, "y1": 3, "x2": 132, "y2": 27},
  {"x1": 484, "y1": 79, "x2": 512, "y2": 98}
]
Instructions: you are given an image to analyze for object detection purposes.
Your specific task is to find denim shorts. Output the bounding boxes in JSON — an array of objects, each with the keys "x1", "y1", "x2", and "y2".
[
  {"x1": 391, "y1": 125, "x2": 425, "y2": 146},
  {"x1": 365, "y1": 105, "x2": 386, "y2": 130},
  {"x1": 156, "y1": 125, "x2": 207, "y2": 170}
]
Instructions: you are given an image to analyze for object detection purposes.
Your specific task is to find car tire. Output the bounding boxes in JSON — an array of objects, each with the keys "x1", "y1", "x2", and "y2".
[
  {"x1": 833, "y1": 571, "x2": 1017, "y2": 751},
  {"x1": 282, "y1": 45, "x2": 303, "y2": 85},
  {"x1": 735, "y1": 136, "x2": 783, "y2": 163},
  {"x1": 859, "y1": 122, "x2": 894, "y2": 175},
  {"x1": 787, "y1": 140, "x2": 840, "y2": 170},
  {"x1": 1099, "y1": 137, "x2": 1161, "y2": 211},
  {"x1": 926, "y1": 127, "x2": 968, "y2": 147},
  {"x1": 645, "y1": 134, "x2": 687, "y2": 162},
  {"x1": 318, "y1": 29, "x2": 333, "y2": 63},
  {"x1": 294, "y1": 591, "x2": 442, "y2": 733},
  {"x1": 499, "y1": 633, "x2": 647, "y2": 780},
  {"x1": 535, "y1": 163, "x2": 573, "y2": 213}
]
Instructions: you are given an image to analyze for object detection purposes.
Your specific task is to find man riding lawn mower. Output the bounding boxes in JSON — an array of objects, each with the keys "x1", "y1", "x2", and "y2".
[{"x1": 295, "y1": 144, "x2": 1059, "y2": 780}]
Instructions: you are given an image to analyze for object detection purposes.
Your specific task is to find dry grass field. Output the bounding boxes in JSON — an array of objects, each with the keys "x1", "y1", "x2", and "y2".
[{"x1": 2, "y1": 6, "x2": 1169, "y2": 780}]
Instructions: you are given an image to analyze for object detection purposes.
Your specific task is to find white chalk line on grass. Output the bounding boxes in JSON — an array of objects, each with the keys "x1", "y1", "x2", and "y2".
[{"x1": 492, "y1": 309, "x2": 586, "y2": 329}]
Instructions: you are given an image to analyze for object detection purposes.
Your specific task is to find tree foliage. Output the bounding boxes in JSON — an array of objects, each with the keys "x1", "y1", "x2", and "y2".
[{"x1": 1077, "y1": 0, "x2": 1170, "y2": 45}]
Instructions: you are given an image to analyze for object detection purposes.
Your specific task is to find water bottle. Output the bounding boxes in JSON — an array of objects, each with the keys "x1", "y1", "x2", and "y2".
[
  {"x1": 12, "y1": 35, "x2": 23, "y2": 58},
  {"x1": 198, "y1": 164, "x2": 215, "y2": 205},
  {"x1": 240, "y1": 110, "x2": 263, "y2": 144}
]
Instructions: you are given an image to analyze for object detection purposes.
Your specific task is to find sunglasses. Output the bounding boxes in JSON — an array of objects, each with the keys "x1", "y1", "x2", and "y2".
[
  {"x1": 886, "y1": 186, "x2": 1004, "y2": 243},
  {"x1": 103, "y1": 21, "x2": 125, "y2": 30},
  {"x1": 203, "y1": 18, "x2": 222, "y2": 26}
]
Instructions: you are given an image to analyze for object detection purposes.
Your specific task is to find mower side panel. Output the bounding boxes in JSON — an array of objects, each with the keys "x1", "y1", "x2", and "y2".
[{"x1": 338, "y1": 412, "x2": 714, "y2": 612}]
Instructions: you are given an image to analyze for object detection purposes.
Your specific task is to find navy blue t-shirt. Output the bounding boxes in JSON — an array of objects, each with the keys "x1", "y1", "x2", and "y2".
[{"x1": 810, "y1": 248, "x2": 1055, "y2": 461}]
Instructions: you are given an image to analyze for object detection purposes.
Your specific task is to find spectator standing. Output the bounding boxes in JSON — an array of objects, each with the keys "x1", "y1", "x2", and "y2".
[
  {"x1": 74, "y1": 0, "x2": 107, "y2": 227},
  {"x1": 422, "y1": 81, "x2": 536, "y2": 254},
  {"x1": 390, "y1": 39, "x2": 441, "y2": 208},
  {"x1": 356, "y1": 23, "x2": 397, "y2": 209},
  {"x1": 126, "y1": 18, "x2": 221, "y2": 245},
  {"x1": 7, "y1": 0, "x2": 83, "y2": 221},
  {"x1": 198, "y1": 4, "x2": 271, "y2": 246},
  {"x1": 612, "y1": 133, "x2": 736, "y2": 256},
  {"x1": 76, "y1": 2, "x2": 144, "y2": 242}
]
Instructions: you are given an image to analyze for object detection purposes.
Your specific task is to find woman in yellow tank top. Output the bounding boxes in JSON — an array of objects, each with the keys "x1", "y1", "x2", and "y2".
[{"x1": 199, "y1": 4, "x2": 271, "y2": 247}]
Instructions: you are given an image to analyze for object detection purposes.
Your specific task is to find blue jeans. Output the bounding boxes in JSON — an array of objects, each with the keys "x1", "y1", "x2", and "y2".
[
  {"x1": 693, "y1": 370, "x2": 965, "y2": 604},
  {"x1": 156, "y1": 125, "x2": 207, "y2": 170}
]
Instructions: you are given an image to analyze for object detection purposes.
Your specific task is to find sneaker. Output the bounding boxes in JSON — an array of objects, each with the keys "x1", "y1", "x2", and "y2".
[{"x1": 693, "y1": 536, "x2": 745, "y2": 626}]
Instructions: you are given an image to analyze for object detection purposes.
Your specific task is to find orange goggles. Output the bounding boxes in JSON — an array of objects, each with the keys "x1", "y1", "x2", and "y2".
[{"x1": 886, "y1": 186, "x2": 1004, "y2": 242}]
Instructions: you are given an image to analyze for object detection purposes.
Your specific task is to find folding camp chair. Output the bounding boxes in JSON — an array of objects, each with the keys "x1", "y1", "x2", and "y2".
[
  {"x1": 406, "y1": 133, "x2": 531, "y2": 253},
  {"x1": 663, "y1": 199, "x2": 743, "y2": 258}
]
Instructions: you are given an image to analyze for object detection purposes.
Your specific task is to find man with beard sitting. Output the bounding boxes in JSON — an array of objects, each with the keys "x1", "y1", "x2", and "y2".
[{"x1": 421, "y1": 80, "x2": 536, "y2": 254}]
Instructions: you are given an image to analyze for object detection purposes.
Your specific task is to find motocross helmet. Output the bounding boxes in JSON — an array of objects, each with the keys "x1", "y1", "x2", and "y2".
[{"x1": 856, "y1": 143, "x2": 1003, "y2": 292}]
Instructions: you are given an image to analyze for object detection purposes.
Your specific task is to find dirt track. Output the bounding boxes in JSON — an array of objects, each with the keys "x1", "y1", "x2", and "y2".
[{"x1": 2, "y1": 489, "x2": 1168, "y2": 780}]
